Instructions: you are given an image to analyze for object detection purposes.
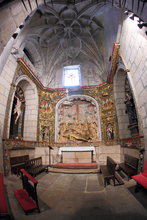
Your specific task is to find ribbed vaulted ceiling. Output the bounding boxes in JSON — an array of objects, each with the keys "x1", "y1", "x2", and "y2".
[{"x1": 20, "y1": 0, "x2": 121, "y2": 87}]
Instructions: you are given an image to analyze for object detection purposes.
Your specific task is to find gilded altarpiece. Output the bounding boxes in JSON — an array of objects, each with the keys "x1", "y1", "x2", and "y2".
[
  {"x1": 83, "y1": 84, "x2": 118, "y2": 145},
  {"x1": 38, "y1": 83, "x2": 118, "y2": 145},
  {"x1": 38, "y1": 89, "x2": 65, "y2": 143},
  {"x1": 7, "y1": 59, "x2": 118, "y2": 146}
]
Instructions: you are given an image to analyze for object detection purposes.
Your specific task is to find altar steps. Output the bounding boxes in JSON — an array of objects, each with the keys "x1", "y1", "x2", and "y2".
[
  {"x1": 52, "y1": 162, "x2": 98, "y2": 169},
  {"x1": 49, "y1": 163, "x2": 98, "y2": 174},
  {"x1": 49, "y1": 167, "x2": 98, "y2": 174}
]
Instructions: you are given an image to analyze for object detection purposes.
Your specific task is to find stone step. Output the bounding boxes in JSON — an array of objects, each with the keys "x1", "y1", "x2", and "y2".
[
  {"x1": 48, "y1": 167, "x2": 98, "y2": 174},
  {"x1": 52, "y1": 162, "x2": 98, "y2": 169}
]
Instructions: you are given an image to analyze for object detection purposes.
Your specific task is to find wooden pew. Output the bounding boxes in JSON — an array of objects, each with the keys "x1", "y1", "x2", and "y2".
[
  {"x1": 119, "y1": 154, "x2": 139, "y2": 180},
  {"x1": 13, "y1": 169, "x2": 40, "y2": 215},
  {"x1": 25, "y1": 157, "x2": 48, "y2": 177},
  {"x1": 0, "y1": 173, "x2": 13, "y2": 219},
  {"x1": 100, "y1": 157, "x2": 117, "y2": 187},
  {"x1": 10, "y1": 155, "x2": 29, "y2": 175}
]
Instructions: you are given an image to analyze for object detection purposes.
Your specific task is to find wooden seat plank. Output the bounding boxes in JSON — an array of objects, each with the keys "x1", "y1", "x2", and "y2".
[
  {"x1": 14, "y1": 189, "x2": 37, "y2": 211},
  {"x1": 13, "y1": 169, "x2": 40, "y2": 215}
]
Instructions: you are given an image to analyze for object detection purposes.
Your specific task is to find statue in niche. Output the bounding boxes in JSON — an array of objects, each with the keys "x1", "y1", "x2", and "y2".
[
  {"x1": 10, "y1": 86, "x2": 25, "y2": 139},
  {"x1": 124, "y1": 93, "x2": 137, "y2": 124},
  {"x1": 13, "y1": 96, "x2": 22, "y2": 124},
  {"x1": 41, "y1": 126, "x2": 50, "y2": 141},
  {"x1": 107, "y1": 123, "x2": 114, "y2": 140}
]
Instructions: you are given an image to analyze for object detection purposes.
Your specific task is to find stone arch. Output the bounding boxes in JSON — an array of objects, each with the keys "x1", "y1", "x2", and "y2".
[
  {"x1": 55, "y1": 95, "x2": 101, "y2": 143},
  {"x1": 8, "y1": 75, "x2": 38, "y2": 141},
  {"x1": 113, "y1": 64, "x2": 131, "y2": 139},
  {"x1": 113, "y1": 62, "x2": 140, "y2": 139},
  {"x1": 20, "y1": 39, "x2": 44, "y2": 80}
]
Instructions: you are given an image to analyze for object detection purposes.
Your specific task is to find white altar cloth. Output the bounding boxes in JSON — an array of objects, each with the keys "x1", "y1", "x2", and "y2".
[{"x1": 58, "y1": 146, "x2": 95, "y2": 155}]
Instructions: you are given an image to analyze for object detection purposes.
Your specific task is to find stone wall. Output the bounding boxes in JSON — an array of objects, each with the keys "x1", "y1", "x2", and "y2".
[
  {"x1": 0, "y1": 54, "x2": 17, "y2": 172},
  {"x1": 53, "y1": 65, "x2": 104, "y2": 88},
  {"x1": 0, "y1": 0, "x2": 26, "y2": 54},
  {"x1": 20, "y1": 80, "x2": 38, "y2": 141},
  {"x1": 113, "y1": 67, "x2": 130, "y2": 139},
  {"x1": 3, "y1": 143, "x2": 124, "y2": 175},
  {"x1": 0, "y1": 0, "x2": 46, "y2": 55},
  {"x1": 119, "y1": 15, "x2": 147, "y2": 159},
  {"x1": 96, "y1": 145, "x2": 122, "y2": 165},
  {"x1": 0, "y1": 54, "x2": 38, "y2": 172}
]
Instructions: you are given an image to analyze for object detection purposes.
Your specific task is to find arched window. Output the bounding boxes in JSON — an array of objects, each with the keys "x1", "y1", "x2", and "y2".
[
  {"x1": 63, "y1": 65, "x2": 81, "y2": 87},
  {"x1": 9, "y1": 86, "x2": 25, "y2": 139}
]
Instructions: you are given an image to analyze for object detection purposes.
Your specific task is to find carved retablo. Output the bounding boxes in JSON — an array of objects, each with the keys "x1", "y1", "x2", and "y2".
[{"x1": 56, "y1": 95, "x2": 101, "y2": 143}]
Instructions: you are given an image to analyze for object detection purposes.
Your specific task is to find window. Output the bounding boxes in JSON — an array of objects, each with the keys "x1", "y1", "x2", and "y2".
[{"x1": 63, "y1": 65, "x2": 80, "y2": 87}]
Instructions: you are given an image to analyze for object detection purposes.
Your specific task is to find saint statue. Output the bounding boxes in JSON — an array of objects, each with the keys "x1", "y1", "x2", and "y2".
[
  {"x1": 107, "y1": 123, "x2": 114, "y2": 140},
  {"x1": 13, "y1": 96, "x2": 22, "y2": 124},
  {"x1": 124, "y1": 93, "x2": 137, "y2": 124}
]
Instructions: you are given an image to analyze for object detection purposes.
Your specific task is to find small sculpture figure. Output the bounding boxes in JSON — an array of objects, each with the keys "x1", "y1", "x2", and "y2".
[
  {"x1": 107, "y1": 123, "x2": 114, "y2": 140},
  {"x1": 13, "y1": 96, "x2": 22, "y2": 124},
  {"x1": 42, "y1": 126, "x2": 49, "y2": 141},
  {"x1": 88, "y1": 122, "x2": 98, "y2": 141},
  {"x1": 124, "y1": 93, "x2": 137, "y2": 124}
]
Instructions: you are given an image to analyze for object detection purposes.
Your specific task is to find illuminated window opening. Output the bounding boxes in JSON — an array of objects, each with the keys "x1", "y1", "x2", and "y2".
[{"x1": 63, "y1": 65, "x2": 80, "y2": 87}]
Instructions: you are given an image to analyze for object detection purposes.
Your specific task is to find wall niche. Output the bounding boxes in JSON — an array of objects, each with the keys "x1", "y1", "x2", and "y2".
[{"x1": 55, "y1": 95, "x2": 101, "y2": 144}]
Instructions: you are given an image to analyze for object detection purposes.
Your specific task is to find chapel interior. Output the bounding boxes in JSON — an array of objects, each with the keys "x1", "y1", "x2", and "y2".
[{"x1": 0, "y1": 0, "x2": 147, "y2": 220}]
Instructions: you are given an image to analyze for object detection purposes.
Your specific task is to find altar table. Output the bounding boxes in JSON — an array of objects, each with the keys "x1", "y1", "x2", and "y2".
[{"x1": 58, "y1": 146, "x2": 95, "y2": 163}]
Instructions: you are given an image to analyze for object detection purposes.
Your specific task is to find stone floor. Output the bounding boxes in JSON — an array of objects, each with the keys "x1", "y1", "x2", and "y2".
[{"x1": 4, "y1": 172, "x2": 147, "y2": 220}]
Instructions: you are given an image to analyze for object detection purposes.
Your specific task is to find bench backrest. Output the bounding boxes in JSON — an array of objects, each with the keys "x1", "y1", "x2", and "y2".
[
  {"x1": 124, "y1": 154, "x2": 139, "y2": 169},
  {"x1": 26, "y1": 157, "x2": 42, "y2": 167},
  {"x1": 107, "y1": 157, "x2": 117, "y2": 174},
  {"x1": 10, "y1": 155, "x2": 29, "y2": 165}
]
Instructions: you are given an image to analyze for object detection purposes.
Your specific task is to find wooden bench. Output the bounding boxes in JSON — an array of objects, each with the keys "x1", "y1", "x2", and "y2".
[
  {"x1": 0, "y1": 173, "x2": 12, "y2": 219},
  {"x1": 25, "y1": 157, "x2": 48, "y2": 177},
  {"x1": 10, "y1": 155, "x2": 29, "y2": 175},
  {"x1": 119, "y1": 154, "x2": 139, "y2": 180},
  {"x1": 132, "y1": 160, "x2": 147, "y2": 192},
  {"x1": 100, "y1": 157, "x2": 117, "y2": 187},
  {"x1": 14, "y1": 169, "x2": 40, "y2": 215}
]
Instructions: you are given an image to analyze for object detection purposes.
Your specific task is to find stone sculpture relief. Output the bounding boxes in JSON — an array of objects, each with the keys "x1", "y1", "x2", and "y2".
[
  {"x1": 56, "y1": 96, "x2": 100, "y2": 143},
  {"x1": 58, "y1": 121, "x2": 98, "y2": 142}
]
